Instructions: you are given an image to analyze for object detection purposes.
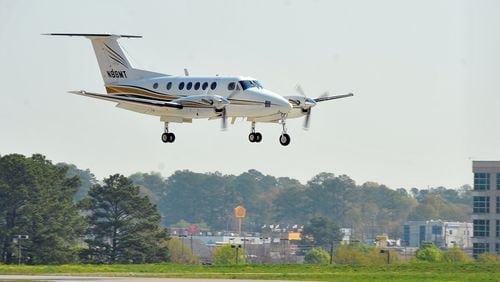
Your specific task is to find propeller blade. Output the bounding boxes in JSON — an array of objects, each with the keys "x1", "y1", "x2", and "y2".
[
  {"x1": 221, "y1": 107, "x2": 228, "y2": 131},
  {"x1": 303, "y1": 108, "x2": 312, "y2": 130},
  {"x1": 295, "y1": 84, "x2": 306, "y2": 97}
]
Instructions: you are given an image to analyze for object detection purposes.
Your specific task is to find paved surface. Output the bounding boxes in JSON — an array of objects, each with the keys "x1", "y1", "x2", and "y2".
[{"x1": 0, "y1": 275, "x2": 299, "y2": 282}]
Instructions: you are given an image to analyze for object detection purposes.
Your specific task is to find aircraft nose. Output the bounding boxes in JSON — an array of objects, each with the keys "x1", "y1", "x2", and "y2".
[{"x1": 275, "y1": 96, "x2": 292, "y2": 113}]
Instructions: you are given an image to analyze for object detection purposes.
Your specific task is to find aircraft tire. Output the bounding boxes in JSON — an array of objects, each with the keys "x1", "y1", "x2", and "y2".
[
  {"x1": 248, "y1": 133, "x2": 256, "y2": 143},
  {"x1": 255, "y1": 132, "x2": 262, "y2": 143},
  {"x1": 168, "y1": 133, "x2": 176, "y2": 143},
  {"x1": 161, "y1": 133, "x2": 169, "y2": 143},
  {"x1": 279, "y1": 133, "x2": 291, "y2": 146}
]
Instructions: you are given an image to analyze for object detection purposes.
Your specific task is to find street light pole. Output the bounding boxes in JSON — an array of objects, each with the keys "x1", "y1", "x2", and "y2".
[{"x1": 13, "y1": 235, "x2": 29, "y2": 265}]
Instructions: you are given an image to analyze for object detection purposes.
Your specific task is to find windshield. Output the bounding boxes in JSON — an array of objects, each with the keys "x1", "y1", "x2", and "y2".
[{"x1": 239, "y1": 80, "x2": 263, "y2": 90}]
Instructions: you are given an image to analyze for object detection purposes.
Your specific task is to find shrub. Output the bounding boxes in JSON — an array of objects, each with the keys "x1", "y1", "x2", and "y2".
[
  {"x1": 476, "y1": 252, "x2": 499, "y2": 263},
  {"x1": 415, "y1": 244, "x2": 443, "y2": 262},
  {"x1": 304, "y1": 247, "x2": 330, "y2": 264},
  {"x1": 442, "y1": 247, "x2": 471, "y2": 263}
]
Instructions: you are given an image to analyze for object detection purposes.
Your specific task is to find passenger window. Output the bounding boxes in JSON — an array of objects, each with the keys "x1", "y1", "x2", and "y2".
[
  {"x1": 179, "y1": 82, "x2": 185, "y2": 90},
  {"x1": 194, "y1": 82, "x2": 200, "y2": 90},
  {"x1": 153, "y1": 82, "x2": 158, "y2": 89},
  {"x1": 228, "y1": 82, "x2": 235, "y2": 91},
  {"x1": 202, "y1": 82, "x2": 208, "y2": 90},
  {"x1": 166, "y1": 82, "x2": 172, "y2": 90},
  {"x1": 187, "y1": 82, "x2": 193, "y2": 90},
  {"x1": 211, "y1": 82, "x2": 217, "y2": 90}
]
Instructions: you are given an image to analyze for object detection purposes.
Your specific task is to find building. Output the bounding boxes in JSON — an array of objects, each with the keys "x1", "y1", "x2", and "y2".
[
  {"x1": 402, "y1": 220, "x2": 472, "y2": 248},
  {"x1": 472, "y1": 161, "x2": 500, "y2": 257}
]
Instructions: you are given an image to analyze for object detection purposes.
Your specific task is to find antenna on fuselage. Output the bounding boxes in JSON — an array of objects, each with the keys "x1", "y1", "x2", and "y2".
[{"x1": 184, "y1": 68, "x2": 189, "y2": 76}]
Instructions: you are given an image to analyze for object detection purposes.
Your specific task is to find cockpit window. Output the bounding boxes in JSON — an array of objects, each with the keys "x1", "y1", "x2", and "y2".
[{"x1": 239, "y1": 80, "x2": 263, "y2": 90}]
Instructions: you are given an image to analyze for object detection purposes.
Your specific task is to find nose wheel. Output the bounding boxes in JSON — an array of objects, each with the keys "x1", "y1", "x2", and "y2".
[
  {"x1": 248, "y1": 122, "x2": 263, "y2": 143},
  {"x1": 161, "y1": 122, "x2": 176, "y2": 143},
  {"x1": 279, "y1": 133, "x2": 291, "y2": 146}
]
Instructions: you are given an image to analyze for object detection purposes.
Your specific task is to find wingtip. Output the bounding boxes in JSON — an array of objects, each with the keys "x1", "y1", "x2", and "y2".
[{"x1": 68, "y1": 90, "x2": 86, "y2": 95}]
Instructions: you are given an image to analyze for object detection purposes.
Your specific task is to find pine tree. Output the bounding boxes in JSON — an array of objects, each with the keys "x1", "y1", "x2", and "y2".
[{"x1": 80, "y1": 174, "x2": 169, "y2": 263}]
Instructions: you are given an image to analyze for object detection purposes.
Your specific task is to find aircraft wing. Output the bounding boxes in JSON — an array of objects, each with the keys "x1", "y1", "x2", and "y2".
[
  {"x1": 314, "y1": 93, "x2": 354, "y2": 102},
  {"x1": 68, "y1": 90, "x2": 183, "y2": 109}
]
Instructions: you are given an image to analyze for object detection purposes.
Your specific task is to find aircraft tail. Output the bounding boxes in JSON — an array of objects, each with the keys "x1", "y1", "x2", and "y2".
[{"x1": 45, "y1": 33, "x2": 167, "y2": 85}]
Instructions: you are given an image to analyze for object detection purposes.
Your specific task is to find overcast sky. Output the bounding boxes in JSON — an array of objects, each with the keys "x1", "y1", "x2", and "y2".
[{"x1": 1, "y1": 0, "x2": 499, "y2": 189}]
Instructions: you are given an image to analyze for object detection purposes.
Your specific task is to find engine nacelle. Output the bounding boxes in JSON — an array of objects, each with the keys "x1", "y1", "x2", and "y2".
[
  {"x1": 284, "y1": 95, "x2": 317, "y2": 109},
  {"x1": 172, "y1": 95, "x2": 230, "y2": 110}
]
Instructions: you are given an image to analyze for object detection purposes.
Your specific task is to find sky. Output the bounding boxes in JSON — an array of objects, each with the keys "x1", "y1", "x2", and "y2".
[{"x1": 1, "y1": 0, "x2": 499, "y2": 189}]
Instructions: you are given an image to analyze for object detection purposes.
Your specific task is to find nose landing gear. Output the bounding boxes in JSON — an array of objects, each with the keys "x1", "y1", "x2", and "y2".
[{"x1": 279, "y1": 113, "x2": 291, "y2": 146}]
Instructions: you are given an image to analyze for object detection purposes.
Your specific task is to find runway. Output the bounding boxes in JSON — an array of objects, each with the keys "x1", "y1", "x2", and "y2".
[{"x1": 0, "y1": 275, "x2": 300, "y2": 282}]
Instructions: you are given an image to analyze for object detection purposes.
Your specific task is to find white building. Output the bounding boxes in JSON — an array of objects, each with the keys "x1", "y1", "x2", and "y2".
[{"x1": 402, "y1": 220, "x2": 472, "y2": 248}]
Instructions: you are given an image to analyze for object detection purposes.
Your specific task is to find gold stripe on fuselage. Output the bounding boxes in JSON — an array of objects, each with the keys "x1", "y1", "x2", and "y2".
[
  {"x1": 106, "y1": 86, "x2": 178, "y2": 101},
  {"x1": 105, "y1": 86, "x2": 266, "y2": 107}
]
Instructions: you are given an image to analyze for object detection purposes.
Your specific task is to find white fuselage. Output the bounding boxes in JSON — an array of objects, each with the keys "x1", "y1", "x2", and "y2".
[{"x1": 105, "y1": 75, "x2": 292, "y2": 122}]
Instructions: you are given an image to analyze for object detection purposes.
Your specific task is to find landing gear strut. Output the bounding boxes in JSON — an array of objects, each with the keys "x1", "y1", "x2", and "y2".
[
  {"x1": 161, "y1": 122, "x2": 175, "y2": 143},
  {"x1": 279, "y1": 114, "x2": 291, "y2": 146},
  {"x1": 248, "y1": 122, "x2": 262, "y2": 143}
]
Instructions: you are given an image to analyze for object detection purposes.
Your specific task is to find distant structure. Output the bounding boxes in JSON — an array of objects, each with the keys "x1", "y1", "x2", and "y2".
[
  {"x1": 402, "y1": 220, "x2": 472, "y2": 249},
  {"x1": 472, "y1": 161, "x2": 500, "y2": 257}
]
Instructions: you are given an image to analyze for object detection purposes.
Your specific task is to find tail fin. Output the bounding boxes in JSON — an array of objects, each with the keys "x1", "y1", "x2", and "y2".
[{"x1": 45, "y1": 33, "x2": 167, "y2": 85}]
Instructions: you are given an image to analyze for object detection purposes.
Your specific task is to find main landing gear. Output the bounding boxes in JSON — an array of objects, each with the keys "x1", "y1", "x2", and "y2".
[
  {"x1": 248, "y1": 122, "x2": 262, "y2": 143},
  {"x1": 161, "y1": 122, "x2": 175, "y2": 143}
]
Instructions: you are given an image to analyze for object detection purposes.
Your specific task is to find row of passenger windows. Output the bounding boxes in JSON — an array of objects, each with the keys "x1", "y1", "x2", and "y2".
[
  {"x1": 151, "y1": 80, "x2": 263, "y2": 92},
  {"x1": 152, "y1": 81, "x2": 218, "y2": 91}
]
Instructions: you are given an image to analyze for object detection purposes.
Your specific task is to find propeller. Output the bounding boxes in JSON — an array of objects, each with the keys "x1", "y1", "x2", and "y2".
[
  {"x1": 295, "y1": 84, "x2": 317, "y2": 130},
  {"x1": 221, "y1": 107, "x2": 228, "y2": 131}
]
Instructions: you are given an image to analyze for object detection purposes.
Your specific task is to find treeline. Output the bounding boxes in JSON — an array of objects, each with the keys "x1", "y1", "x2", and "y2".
[
  {"x1": 130, "y1": 170, "x2": 471, "y2": 239},
  {"x1": 0, "y1": 153, "x2": 473, "y2": 264}
]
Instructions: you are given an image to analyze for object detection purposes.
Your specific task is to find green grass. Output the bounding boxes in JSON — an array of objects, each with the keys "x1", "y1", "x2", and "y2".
[{"x1": 0, "y1": 263, "x2": 498, "y2": 281}]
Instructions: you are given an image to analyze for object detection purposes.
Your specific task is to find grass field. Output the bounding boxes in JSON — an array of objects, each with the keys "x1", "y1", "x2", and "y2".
[{"x1": 0, "y1": 263, "x2": 498, "y2": 281}]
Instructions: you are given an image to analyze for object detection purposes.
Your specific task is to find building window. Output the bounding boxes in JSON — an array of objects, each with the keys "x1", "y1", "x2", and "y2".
[
  {"x1": 497, "y1": 197, "x2": 500, "y2": 214},
  {"x1": 403, "y1": 225, "x2": 410, "y2": 246},
  {"x1": 419, "y1": 225, "x2": 426, "y2": 245},
  {"x1": 496, "y1": 243, "x2": 500, "y2": 255},
  {"x1": 211, "y1": 82, "x2": 217, "y2": 90},
  {"x1": 179, "y1": 82, "x2": 185, "y2": 90},
  {"x1": 497, "y1": 220, "x2": 500, "y2": 237},
  {"x1": 202, "y1": 82, "x2": 208, "y2": 90},
  {"x1": 194, "y1": 82, "x2": 200, "y2": 90},
  {"x1": 166, "y1": 82, "x2": 172, "y2": 90},
  {"x1": 431, "y1": 226, "x2": 442, "y2": 235},
  {"x1": 228, "y1": 82, "x2": 236, "y2": 91},
  {"x1": 153, "y1": 82, "x2": 158, "y2": 89},
  {"x1": 473, "y1": 219, "x2": 490, "y2": 237},
  {"x1": 473, "y1": 243, "x2": 489, "y2": 258},
  {"x1": 474, "y1": 173, "x2": 490, "y2": 190},
  {"x1": 473, "y1": 196, "x2": 490, "y2": 213},
  {"x1": 497, "y1": 173, "x2": 500, "y2": 189}
]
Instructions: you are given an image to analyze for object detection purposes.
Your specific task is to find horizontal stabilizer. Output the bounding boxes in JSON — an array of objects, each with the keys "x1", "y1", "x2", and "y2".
[{"x1": 43, "y1": 33, "x2": 141, "y2": 38}]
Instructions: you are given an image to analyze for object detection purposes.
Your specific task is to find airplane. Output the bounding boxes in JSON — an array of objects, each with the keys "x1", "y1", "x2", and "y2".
[{"x1": 46, "y1": 33, "x2": 353, "y2": 146}]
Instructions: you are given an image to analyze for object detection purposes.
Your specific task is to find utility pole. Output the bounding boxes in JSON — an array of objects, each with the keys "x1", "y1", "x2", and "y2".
[
  {"x1": 231, "y1": 244, "x2": 242, "y2": 264},
  {"x1": 329, "y1": 241, "x2": 334, "y2": 264}
]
